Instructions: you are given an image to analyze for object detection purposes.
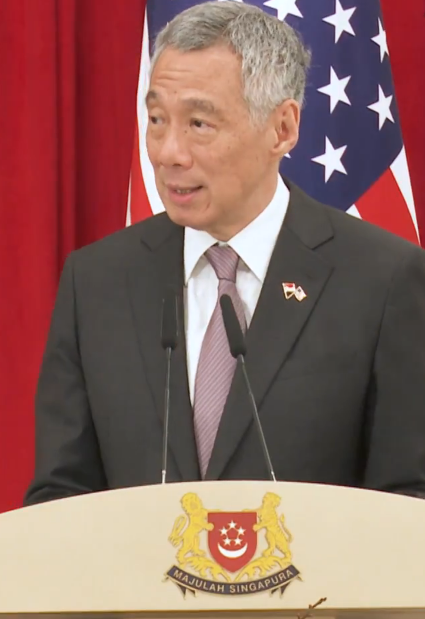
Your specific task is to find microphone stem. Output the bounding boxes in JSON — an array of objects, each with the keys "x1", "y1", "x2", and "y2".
[
  {"x1": 161, "y1": 347, "x2": 172, "y2": 484},
  {"x1": 239, "y1": 356, "x2": 276, "y2": 483}
]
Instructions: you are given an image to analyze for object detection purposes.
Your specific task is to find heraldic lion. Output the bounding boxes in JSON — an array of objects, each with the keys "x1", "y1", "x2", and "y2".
[
  {"x1": 235, "y1": 492, "x2": 293, "y2": 581},
  {"x1": 169, "y1": 492, "x2": 213, "y2": 564},
  {"x1": 253, "y1": 492, "x2": 293, "y2": 560},
  {"x1": 169, "y1": 492, "x2": 230, "y2": 581}
]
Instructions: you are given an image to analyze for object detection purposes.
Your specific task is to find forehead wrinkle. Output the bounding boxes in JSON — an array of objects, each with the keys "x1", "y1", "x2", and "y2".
[{"x1": 146, "y1": 88, "x2": 225, "y2": 120}]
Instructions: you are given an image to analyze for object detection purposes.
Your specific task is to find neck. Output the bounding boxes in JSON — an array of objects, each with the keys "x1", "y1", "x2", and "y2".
[{"x1": 208, "y1": 175, "x2": 279, "y2": 242}]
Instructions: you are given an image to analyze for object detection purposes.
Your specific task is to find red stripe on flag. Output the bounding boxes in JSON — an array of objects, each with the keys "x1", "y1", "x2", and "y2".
[
  {"x1": 356, "y1": 169, "x2": 419, "y2": 245},
  {"x1": 130, "y1": 122, "x2": 153, "y2": 223}
]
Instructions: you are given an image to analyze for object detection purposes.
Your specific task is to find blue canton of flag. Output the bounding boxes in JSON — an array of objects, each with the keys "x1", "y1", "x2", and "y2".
[{"x1": 130, "y1": 0, "x2": 418, "y2": 243}]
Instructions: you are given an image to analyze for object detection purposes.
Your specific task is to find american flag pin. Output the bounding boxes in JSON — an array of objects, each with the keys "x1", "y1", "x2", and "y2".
[{"x1": 282, "y1": 282, "x2": 307, "y2": 302}]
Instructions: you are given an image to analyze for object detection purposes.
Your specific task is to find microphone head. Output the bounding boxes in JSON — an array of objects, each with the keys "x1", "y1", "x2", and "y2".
[
  {"x1": 220, "y1": 294, "x2": 247, "y2": 358},
  {"x1": 161, "y1": 287, "x2": 178, "y2": 350}
]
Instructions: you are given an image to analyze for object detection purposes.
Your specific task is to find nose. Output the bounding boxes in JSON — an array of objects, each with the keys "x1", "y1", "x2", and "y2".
[{"x1": 156, "y1": 125, "x2": 193, "y2": 169}]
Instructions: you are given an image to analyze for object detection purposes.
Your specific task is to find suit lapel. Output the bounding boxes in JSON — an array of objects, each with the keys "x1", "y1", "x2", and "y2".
[
  {"x1": 127, "y1": 216, "x2": 200, "y2": 482},
  {"x1": 205, "y1": 183, "x2": 335, "y2": 480}
]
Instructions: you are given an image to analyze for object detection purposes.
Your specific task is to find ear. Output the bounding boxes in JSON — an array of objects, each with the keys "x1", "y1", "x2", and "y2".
[{"x1": 270, "y1": 99, "x2": 300, "y2": 160}]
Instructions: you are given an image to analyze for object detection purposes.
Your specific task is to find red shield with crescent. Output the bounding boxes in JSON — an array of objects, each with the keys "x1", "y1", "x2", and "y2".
[{"x1": 207, "y1": 512, "x2": 257, "y2": 573}]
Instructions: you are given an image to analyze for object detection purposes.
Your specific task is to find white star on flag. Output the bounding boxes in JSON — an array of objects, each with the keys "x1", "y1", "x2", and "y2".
[
  {"x1": 312, "y1": 137, "x2": 348, "y2": 182},
  {"x1": 228, "y1": 520, "x2": 237, "y2": 529},
  {"x1": 371, "y1": 18, "x2": 389, "y2": 62},
  {"x1": 263, "y1": 0, "x2": 303, "y2": 21},
  {"x1": 318, "y1": 67, "x2": 352, "y2": 113},
  {"x1": 323, "y1": 0, "x2": 356, "y2": 43},
  {"x1": 367, "y1": 85, "x2": 395, "y2": 130}
]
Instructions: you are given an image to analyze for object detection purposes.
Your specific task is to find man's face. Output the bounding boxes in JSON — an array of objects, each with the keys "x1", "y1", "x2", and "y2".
[{"x1": 146, "y1": 45, "x2": 298, "y2": 240}]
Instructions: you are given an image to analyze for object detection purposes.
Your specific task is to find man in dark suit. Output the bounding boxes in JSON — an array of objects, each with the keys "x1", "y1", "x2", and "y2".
[{"x1": 25, "y1": 1, "x2": 425, "y2": 505}]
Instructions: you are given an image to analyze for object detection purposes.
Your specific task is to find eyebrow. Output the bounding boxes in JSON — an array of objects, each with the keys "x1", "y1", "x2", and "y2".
[
  {"x1": 145, "y1": 90, "x2": 159, "y2": 106},
  {"x1": 182, "y1": 98, "x2": 223, "y2": 118},
  {"x1": 145, "y1": 90, "x2": 224, "y2": 119}
]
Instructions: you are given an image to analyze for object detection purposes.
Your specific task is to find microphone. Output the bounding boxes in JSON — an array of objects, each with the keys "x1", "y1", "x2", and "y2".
[
  {"x1": 220, "y1": 294, "x2": 276, "y2": 482},
  {"x1": 160, "y1": 286, "x2": 179, "y2": 484}
]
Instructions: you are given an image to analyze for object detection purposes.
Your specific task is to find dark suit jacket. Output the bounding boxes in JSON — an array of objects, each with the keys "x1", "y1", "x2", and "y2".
[{"x1": 24, "y1": 180, "x2": 425, "y2": 505}]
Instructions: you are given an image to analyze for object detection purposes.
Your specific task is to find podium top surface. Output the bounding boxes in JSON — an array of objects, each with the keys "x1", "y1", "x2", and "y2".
[{"x1": 0, "y1": 481, "x2": 425, "y2": 616}]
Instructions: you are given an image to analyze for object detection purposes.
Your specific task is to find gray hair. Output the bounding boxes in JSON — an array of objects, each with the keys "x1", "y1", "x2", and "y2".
[{"x1": 151, "y1": 1, "x2": 311, "y2": 125}]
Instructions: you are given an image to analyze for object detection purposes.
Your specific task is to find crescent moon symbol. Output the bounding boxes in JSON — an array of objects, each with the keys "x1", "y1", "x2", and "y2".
[{"x1": 218, "y1": 543, "x2": 248, "y2": 558}]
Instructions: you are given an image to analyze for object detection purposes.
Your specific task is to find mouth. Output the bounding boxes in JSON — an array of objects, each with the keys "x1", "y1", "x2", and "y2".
[{"x1": 166, "y1": 184, "x2": 204, "y2": 205}]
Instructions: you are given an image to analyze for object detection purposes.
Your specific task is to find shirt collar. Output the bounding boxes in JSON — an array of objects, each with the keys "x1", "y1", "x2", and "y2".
[{"x1": 184, "y1": 175, "x2": 290, "y2": 285}]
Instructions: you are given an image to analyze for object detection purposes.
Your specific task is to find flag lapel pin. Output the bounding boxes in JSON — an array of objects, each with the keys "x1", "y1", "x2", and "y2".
[{"x1": 282, "y1": 282, "x2": 307, "y2": 302}]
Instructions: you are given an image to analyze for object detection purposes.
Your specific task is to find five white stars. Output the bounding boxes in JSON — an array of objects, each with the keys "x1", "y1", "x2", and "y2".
[
  {"x1": 318, "y1": 67, "x2": 352, "y2": 113},
  {"x1": 263, "y1": 0, "x2": 303, "y2": 21},
  {"x1": 323, "y1": 0, "x2": 356, "y2": 43},
  {"x1": 367, "y1": 85, "x2": 395, "y2": 130},
  {"x1": 220, "y1": 522, "x2": 246, "y2": 547},
  {"x1": 312, "y1": 137, "x2": 348, "y2": 182},
  {"x1": 371, "y1": 18, "x2": 389, "y2": 62}
]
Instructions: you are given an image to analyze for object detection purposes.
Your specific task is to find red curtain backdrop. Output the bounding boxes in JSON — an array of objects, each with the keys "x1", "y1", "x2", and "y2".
[
  {"x1": 0, "y1": 0, "x2": 144, "y2": 512},
  {"x1": 0, "y1": 0, "x2": 424, "y2": 513}
]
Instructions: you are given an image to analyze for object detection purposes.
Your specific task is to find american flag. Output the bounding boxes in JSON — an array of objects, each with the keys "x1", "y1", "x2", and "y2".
[{"x1": 128, "y1": 0, "x2": 419, "y2": 245}]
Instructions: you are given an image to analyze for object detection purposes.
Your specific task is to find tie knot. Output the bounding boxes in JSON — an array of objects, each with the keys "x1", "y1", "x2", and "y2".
[{"x1": 206, "y1": 245, "x2": 240, "y2": 283}]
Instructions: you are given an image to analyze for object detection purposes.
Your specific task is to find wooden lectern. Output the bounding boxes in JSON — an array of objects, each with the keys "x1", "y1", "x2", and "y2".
[{"x1": 0, "y1": 481, "x2": 425, "y2": 618}]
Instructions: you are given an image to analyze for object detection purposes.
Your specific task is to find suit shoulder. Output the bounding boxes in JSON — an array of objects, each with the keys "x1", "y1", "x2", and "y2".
[
  {"x1": 319, "y1": 200, "x2": 423, "y2": 266},
  {"x1": 69, "y1": 212, "x2": 171, "y2": 268},
  {"x1": 286, "y1": 179, "x2": 422, "y2": 267}
]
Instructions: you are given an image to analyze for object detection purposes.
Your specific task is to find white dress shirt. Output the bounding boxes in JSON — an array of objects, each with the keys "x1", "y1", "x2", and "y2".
[{"x1": 184, "y1": 175, "x2": 290, "y2": 403}]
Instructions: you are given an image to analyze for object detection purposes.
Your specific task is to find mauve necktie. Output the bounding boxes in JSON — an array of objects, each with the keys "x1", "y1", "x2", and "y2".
[{"x1": 193, "y1": 245, "x2": 247, "y2": 478}]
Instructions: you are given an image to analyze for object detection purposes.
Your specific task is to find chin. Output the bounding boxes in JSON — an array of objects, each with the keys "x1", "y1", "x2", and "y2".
[{"x1": 164, "y1": 204, "x2": 210, "y2": 231}]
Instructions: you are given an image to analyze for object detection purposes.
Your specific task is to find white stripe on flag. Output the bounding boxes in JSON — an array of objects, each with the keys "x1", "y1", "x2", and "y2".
[
  {"x1": 346, "y1": 205, "x2": 361, "y2": 219},
  {"x1": 390, "y1": 147, "x2": 419, "y2": 237},
  {"x1": 138, "y1": 10, "x2": 165, "y2": 216},
  {"x1": 126, "y1": 175, "x2": 132, "y2": 227}
]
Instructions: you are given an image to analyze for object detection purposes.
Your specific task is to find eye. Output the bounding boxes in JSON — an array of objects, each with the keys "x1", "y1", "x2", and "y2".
[
  {"x1": 191, "y1": 119, "x2": 209, "y2": 129},
  {"x1": 148, "y1": 115, "x2": 163, "y2": 125}
]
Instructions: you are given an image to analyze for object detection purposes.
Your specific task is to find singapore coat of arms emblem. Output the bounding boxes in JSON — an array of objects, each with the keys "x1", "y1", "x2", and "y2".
[{"x1": 165, "y1": 491, "x2": 301, "y2": 596}]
